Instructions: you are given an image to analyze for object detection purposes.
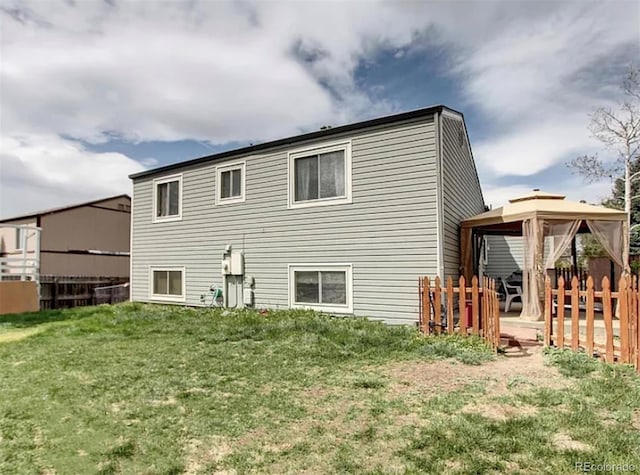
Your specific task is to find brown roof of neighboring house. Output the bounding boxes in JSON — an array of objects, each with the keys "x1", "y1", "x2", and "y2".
[{"x1": 0, "y1": 194, "x2": 131, "y2": 223}]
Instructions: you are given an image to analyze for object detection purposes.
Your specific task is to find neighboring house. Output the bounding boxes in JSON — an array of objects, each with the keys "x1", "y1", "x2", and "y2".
[
  {"x1": 129, "y1": 106, "x2": 485, "y2": 325},
  {"x1": 0, "y1": 195, "x2": 131, "y2": 278}
]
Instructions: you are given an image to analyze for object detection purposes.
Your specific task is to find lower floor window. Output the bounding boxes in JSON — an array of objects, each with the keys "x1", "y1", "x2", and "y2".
[
  {"x1": 289, "y1": 264, "x2": 352, "y2": 312},
  {"x1": 151, "y1": 267, "x2": 185, "y2": 300}
]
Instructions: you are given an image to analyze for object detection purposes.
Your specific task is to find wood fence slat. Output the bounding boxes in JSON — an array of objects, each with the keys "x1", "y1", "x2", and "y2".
[
  {"x1": 422, "y1": 277, "x2": 430, "y2": 335},
  {"x1": 459, "y1": 276, "x2": 467, "y2": 335},
  {"x1": 472, "y1": 276, "x2": 479, "y2": 335},
  {"x1": 602, "y1": 277, "x2": 614, "y2": 363},
  {"x1": 446, "y1": 277, "x2": 454, "y2": 334},
  {"x1": 619, "y1": 277, "x2": 630, "y2": 364},
  {"x1": 418, "y1": 277, "x2": 422, "y2": 331},
  {"x1": 434, "y1": 277, "x2": 442, "y2": 335},
  {"x1": 632, "y1": 276, "x2": 639, "y2": 370},
  {"x1": 586, "y1": 276, "x2": 595, "y2": 356},
  {"x1": 557, "y1": 276, "x2": 565, "y2": 348},
  {"x1": 571, "y1": 276, "x2": 580, "y2": 351},
  {"x1": 637, "y1": 277, "x2": 640, "y2": 371},
  {"x1": 544, "y1": 277, "x2": 552, "y2": 346},
  {"x1": 490, "y1": 279, "x2": 495, "y2": 346},
  {"x1": 480, "y1": 277, "x2": 489, "y2": 338},
  {"x1": 492, "y1": 278, "x2": 500, "y2": 349},
  {"x1": 416, "y1": 275, "x2": 501, "y2": 353}
]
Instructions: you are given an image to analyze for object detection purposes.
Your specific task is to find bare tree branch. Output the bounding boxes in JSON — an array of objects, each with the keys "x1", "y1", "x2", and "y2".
[
  {"x1": 567, "y1": 154, "x2": 615, "y2": 182},
  {"x1": 569, "y1": 65, "x2": 640, "y2": 271}
]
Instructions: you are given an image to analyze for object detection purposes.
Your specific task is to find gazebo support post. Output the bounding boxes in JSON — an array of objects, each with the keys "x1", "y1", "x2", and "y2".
[{"x1": 534, "y1": 216, "x2": 546, "y2": 321}]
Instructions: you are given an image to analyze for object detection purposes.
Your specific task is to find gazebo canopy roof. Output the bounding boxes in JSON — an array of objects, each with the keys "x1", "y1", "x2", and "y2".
[{"x1": 461, "y1": 189, "x2": 626, "y2": 234}]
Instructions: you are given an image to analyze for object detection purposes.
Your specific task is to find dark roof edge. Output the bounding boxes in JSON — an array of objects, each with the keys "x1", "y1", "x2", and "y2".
[
  {"x1": 130, "y1": 105, "x2": 457, "y2": 180},
  {"x1": 0, "y1": 194, "x2": 131, "y2": 223}
]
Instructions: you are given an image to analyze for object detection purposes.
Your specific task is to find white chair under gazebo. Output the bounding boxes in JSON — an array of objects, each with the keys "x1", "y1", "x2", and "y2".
[{"x1": 460, "y1": 190, "x2": 629, "y2": 321}]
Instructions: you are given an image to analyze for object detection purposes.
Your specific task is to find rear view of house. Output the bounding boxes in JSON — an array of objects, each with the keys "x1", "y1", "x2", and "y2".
[{"x1": 129, "y1": 106, "x2": 485, "y2": 325}]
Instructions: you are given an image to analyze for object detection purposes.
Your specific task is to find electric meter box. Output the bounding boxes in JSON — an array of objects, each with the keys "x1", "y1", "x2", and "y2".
[{"x1": 230, "y1": 252, "x2": 244, "y2": 275}]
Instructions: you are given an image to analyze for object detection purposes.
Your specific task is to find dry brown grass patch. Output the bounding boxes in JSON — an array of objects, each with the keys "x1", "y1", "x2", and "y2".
[
  {"x1": 552, "y1": 433, "x2": 592, "y2": 452},
  {"x1": 462, "y1": 401, "x2": 538, "y2": 421},
  {"x1": 183, "y1": 436, "x2": 232, "y2": 475}
]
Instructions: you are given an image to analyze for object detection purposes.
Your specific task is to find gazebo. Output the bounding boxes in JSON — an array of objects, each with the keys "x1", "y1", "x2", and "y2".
[{"x1": 459, "y1": 190, "x2": 629, "y2": 321}]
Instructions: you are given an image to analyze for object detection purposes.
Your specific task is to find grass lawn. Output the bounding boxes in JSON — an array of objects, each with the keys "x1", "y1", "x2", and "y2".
[{"x1": 0, "y1": 303, "x2": 639, "y2": 474}]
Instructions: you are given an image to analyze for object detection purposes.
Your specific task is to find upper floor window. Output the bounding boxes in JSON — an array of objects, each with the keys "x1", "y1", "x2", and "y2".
[
  {"x1": 288, "y1": 141, "x2": 352, "y2": 209},
  {"x1": 216, "y1": 161, "x2": 246, "y2": 205},
  {"x1": 153, "y1": 174, "x2": 182, "y2": 222}
]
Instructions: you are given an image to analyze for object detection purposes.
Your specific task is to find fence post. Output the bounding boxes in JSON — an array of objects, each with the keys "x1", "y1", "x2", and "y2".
[
  {"x1": 632, "y1": 276, "x2": 639, "y2": 370},
  {"x1": 459, "y1": 276, "x2": 467, "y2": 335},
  {"x1": 544, "y1": 276, "x2": 552, "y2": 346},
  {"x1": 602, "y1": 277, "x2": 614, "y2": 363},
  {"x1": 482, "y1": 277, "x2": 488, "y2": 340},
  {"x1": 489, "y1": 278, "x2": 498, "y2": 349},
  {"x1": 620, "y1": 277, "x2": 630, "y2": 364},
  {"x1": 472, "y1": 276, "x2": 479, "y2": 335},
  {"x1": 494, "y1": 278, "x2": 501, "y2": 349},
  {"x1": 557, "y1": 276, "x2": 565, "y2": 348},
  {"x1": 423, "y1": 277, "x2": 431, "y2": 335},
  {"x1": 635, "y1": 276, "x2": 640, "y2": 373},
  {"x1": 418, "y1": 277, "x2": 422, "y2": 331},
  {"x1": 446, "y1": 277, "x2": 454, "y2": 334},
  {"x1": 586, "y1": 276, "x2": 594, "y2": 357},
  {"x1": 434, "y1": 277, "x2": 442, "y2": 335},
  {"x1": 571, "y1": 277, "x2": 580, "y2": 351}
]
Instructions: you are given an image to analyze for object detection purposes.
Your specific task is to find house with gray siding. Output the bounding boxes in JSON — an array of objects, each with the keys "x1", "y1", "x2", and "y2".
[{"x1": 129, "y1": 106, "x2": 485, "y2": 325}]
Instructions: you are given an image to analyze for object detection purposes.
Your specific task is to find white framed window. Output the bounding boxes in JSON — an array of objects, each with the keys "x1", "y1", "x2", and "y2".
[
  {"x1": 153, "y1": 174, "x2": 182, "y2": 222},
  {"x1": 15, "y1": 227, "x2": 26, "y2": 251},
  {"x1": 215, "y1": 161, "x2": 246, "y2": 205},
  {"x1": 288, "y1": 141, "x2": 352, "y2": 209},
  {"x1": 149, "y1": 266, "x2": 186, "y2": 302},
  {"x1": 288, "y1": 264, "x2": 353, "y2": 313}
]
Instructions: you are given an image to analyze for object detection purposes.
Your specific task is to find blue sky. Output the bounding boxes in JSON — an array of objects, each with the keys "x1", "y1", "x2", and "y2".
[{"x1": 1, "y1": 0, "x2": 639, "y2": 218}]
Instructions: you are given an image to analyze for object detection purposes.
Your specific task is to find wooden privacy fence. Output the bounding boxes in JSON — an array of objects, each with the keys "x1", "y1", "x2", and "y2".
[
  {"x1": 40, "y1": 276, "x2": 129, "y2": 310},
  {"x1": 418, "y1": 276, "x2": 501, "y2": 350},
  {"x1": 544, "y1": 275, "x2": 640, "y2": 372}
]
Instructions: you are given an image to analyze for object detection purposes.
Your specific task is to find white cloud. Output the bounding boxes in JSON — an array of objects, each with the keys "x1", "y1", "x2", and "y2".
[
  {"x1": 1, "y1": 0, "x2": 638, "y2": 218},
  {"x1": 0, "y1": 135, "x2": 143, "y2": 217},
  {"x1": 474, "y1": 115, "x2": 599, "y2": 176},
  {"x1": 453, "y1": 1, "x2": 639, "y2": 182},
  {"x1": 1, "y1": 0, "x2": 434, "y2": 145}
]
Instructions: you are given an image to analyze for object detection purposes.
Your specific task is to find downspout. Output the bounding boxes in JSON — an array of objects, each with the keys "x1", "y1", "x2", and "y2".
[{"x1": 434, "y1": 110, "x2": 445, "y2": 279}]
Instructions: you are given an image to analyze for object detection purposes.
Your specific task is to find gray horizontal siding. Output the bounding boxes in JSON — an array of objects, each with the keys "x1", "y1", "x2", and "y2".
[
  {"x1": 485, "y1": 236, "x2": 524, "y2": 278},
  {"x1": 440, "y1": 114, "x2": 485, "y2": 280},
  {"x1": 131, "y1": 117, "x2": 439, "y2": 324}
]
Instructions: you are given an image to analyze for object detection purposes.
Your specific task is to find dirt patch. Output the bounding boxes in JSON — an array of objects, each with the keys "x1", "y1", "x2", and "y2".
[
  {"x1": 382, "y1": 344, "x2": 568, "y2": 397},
  {"x1": 148, "y1": 396, "x2": 177, "y2": 407},
  {"x1": 552, "y1": 433, "x2": 592, "y2": 452},
  {"x1": 462, "y1": 401, "x2": 538, "y2": 421},
  {"x1": 445, "y1": 459, "x2": 463, "y2": 471},
  {"x1": 184, "y1": 436, "x2": 232, "y2": 475},
  {"x1": 184, "y1": 387, "x2": 209, "y2": 395},
  {"x1": 632, "y1": 410, "x2": 640, "y2": 430}
]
